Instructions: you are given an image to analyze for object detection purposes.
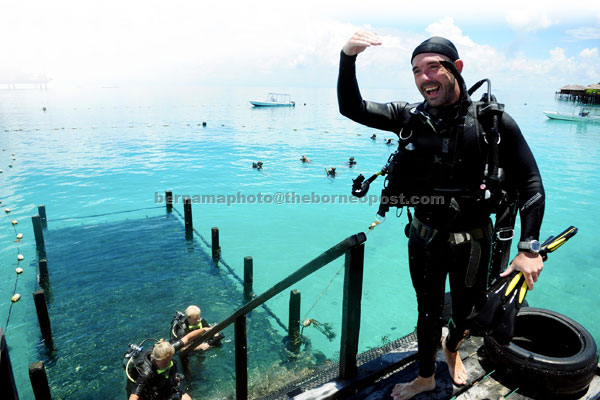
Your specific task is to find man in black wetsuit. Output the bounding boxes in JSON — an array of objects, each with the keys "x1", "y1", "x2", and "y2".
[
  {"x1": 128, "y1": 327, "x2": 210, "y2": 400},
  {"x1": 337, "y1": 31, "x2": 545, "y2": 400}
]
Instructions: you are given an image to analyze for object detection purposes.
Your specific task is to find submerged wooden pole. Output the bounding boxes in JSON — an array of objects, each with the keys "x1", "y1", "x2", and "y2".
[
  {"x1": 38, "y1": 205, "x2": 47, "y2": 229},
  {"x1": 211, "y1": 227, "x2": 220, "y2": 262},
  {"x1": 33, "y1": 289, "x2": 53, "y2": 347},
  {"x1": 32, "y1": 214, "x2": 45, "y2": 257},
  {"x1": 288, "y1": 289, "x2": 301, "y2": 352},
  {"x1": 29, "y1": 361, "x2": 52, "y2": 400},
  {"x1": 243, "y1": 256, "x2": 253, "y2": 300},
  {"x1": 0, "y1": 329, "x2": 19, "y2": 400},
  {"x1": 339, "y1": 243, "x2": 365, "y2": 379},
  {"x1": 165, "y1": 191, "x2": 173, "y2": 213},
  {"x1": 235, "y1": 316, "x2": 248, "y2": 400},
  {"x1": 38, "y1": 258, "x2": 50, "y2": 291},
  {"x1": 183, "y1": 196, "x2": 192, "y2": 229}
]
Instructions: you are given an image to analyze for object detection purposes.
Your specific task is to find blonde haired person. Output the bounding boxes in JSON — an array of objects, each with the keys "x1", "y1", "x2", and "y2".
[
  {"x1": 171, "y1": 305, "x2": 224, "y2": 352},
  {"x1": 128, "y1": 327, "x2": 209, "y2": 400}
]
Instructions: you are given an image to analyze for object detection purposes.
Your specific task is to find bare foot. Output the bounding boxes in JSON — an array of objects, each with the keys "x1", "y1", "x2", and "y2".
[
  {"x1": 391, "y1": 375, "x2": 436, "y2": 400},
  {"x1": 442, "y1": 337, "x2": 468, "y2": 385}
]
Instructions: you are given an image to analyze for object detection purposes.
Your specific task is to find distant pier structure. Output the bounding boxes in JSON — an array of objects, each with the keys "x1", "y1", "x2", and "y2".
[
  {"x1": 1, "y1": 76, "x2": 51, "y2": 90},
  {"x1": 555, "y1": 84, "x2": 600, "y2": 105}
]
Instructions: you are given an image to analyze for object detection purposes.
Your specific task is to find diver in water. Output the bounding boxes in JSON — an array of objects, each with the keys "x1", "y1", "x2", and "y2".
[
  {"x1": 347, "y1": 156, "x2": 357, "y2": 166},
  {"x1": 171, "y1": 305, "x2": 224, "y2": 352},
  {"x1": 325, "y1": 167, "x2": 337, "y2": 177},
  {"x1": 126, "y1": 328, "x2": 210, "y2": 400},
  {"x1": 252, "y1": 161, "x2": 263, "y2": 169},
  {"x1": 300, "y1": 155, "x2": 311, "y2": 163},
  {"x1": 338, "y1": 32, "x2": 544, "y2": 399}
]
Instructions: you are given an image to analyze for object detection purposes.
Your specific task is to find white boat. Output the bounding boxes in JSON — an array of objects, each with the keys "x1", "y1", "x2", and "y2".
[
  {"x1": 543, "y1": 107, "x2": 600, "y2": 123},
  {"x1": 250, "y1": 93, "x2": 295, "y2": 107}
]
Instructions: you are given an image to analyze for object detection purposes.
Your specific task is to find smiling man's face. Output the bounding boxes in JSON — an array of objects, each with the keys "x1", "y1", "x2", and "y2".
[{"x1": 412, "y1": 53, "x2": 462, "y2": 107}]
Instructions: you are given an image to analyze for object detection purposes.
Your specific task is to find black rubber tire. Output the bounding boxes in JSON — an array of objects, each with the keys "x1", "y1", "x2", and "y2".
[{"x1": 483, "y1": 307, "x2": 598, "y2": 398}]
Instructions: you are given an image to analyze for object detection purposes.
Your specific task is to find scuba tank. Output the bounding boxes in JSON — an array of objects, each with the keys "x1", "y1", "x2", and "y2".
[
  {"x1": 122, "y1": 338, "x2": 186, "y2": 400},
  {"x1": 170, "y1": 311, "x2": 187, "y2": 340},
  {"x1": 123, "y1": 339, "x2": 156, "y2": 397}
]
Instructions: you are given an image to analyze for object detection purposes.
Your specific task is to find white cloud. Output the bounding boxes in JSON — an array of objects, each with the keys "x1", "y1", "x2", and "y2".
[
  {"x1": 580, "y1": 48, "x2": 599, "y2": 58},
  {"x1": 505, "y1": 8, "x2": 554, "y2": 32},
  {"x1": 566, "y1": 27, "x2": 600, "y2": 40},
  {"x1": 1, "y1": 0, "x2": 598, "y2": 89}
]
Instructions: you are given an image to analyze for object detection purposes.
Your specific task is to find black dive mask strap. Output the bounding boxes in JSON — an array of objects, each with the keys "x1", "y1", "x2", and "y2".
[{"x1": 439, "y1": 60, "x2": 470, "y2": 116}]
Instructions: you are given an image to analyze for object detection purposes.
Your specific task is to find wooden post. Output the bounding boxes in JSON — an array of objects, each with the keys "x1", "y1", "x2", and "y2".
[
  {"x1": 38, "y1": 205, "x2": 47, "y2": 229},
  {"x1": 183, "y1": 196, "x2": 192, "y2": 229},
  {"x1": 183, "y1": 196, "x2": 193, "y2": 240},
  {"x1": 165, "y1": 191, "x2": 173, "y2": 213},
  {"x1": 29, "y1": 361, "x2": 52, "y2": 400},
  {"x1": 38, "y1": 258, "x2": 50, "y2": 292},
  {"x1": 0, "y1": 329, "x2": 19, "y2": 400},
  {"x1": 243, "y1": 256, "x2": 253, "y2": 300},
  {"x1": 32, "y1": 214, "x2": 45, "y2": 252},
  {"x1": 33, "y1": 289, "x2": 53, "y2": 346},
  {"x1": 211, "y1": 227, "x2": 220, "y2": 262},
  {"x1": 235, "y1": 316, "x2": 248, "y2": 400},
  {"x1": 339, "y1": 243, "x2": 365, "y2": 379},
  {"x1": 288, "y1": 289, "x2": 301, "y2": 352}
]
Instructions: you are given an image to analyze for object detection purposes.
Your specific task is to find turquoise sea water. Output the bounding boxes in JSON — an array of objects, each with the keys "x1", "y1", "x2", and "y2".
[{"x1": 1, "y1": 85, "x2": 599, "y2": 398}]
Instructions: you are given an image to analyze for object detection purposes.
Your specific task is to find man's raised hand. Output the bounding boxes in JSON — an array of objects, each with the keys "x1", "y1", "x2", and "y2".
[{"x1": 342, "y1": 30, "x2": 382, "y2": 56}]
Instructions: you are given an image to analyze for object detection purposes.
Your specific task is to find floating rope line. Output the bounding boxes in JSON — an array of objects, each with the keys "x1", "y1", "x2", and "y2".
[
  {"x1": 48, "y1": 206, "x2": 164, "y2": 222},
  {"x1": 6, "y1": 121, "x2": 212, "y2": 132},
  {"x1": 3, "y1": 200, "x2": 25, "y2": 333}
]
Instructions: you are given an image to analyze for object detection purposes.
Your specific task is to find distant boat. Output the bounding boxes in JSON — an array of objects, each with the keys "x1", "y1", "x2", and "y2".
[
  {"x1": 250, "y1": 93, "x2": 295, "y2": 107},
  {"x1": 543, "y1": 107, "x2": 600, "y2": 123}
]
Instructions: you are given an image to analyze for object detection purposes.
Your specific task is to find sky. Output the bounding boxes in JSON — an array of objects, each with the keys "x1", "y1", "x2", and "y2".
[{"x1": 0, "y1": 0, "x2": 599, "y2": 91}]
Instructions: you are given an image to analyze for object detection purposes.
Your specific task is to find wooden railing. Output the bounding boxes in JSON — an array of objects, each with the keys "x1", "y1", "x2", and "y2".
[{"x1": 180, "y1": 232, "x2": 368, "y2": 399}]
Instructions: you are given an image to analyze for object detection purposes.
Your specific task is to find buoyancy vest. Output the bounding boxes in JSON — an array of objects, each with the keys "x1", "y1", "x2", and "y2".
[
  {"x1": 125, "y1": 347, "x2": 179, "y2": 399},
  {"x1": 381, "y1": 98, "x2": 511, "y2": 216}
]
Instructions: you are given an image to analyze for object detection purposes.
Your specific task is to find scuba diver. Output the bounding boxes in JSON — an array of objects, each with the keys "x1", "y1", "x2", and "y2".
[
  {"x1": 170, "y1": 305, "x2": 224, "y2": 352},
  {"x1": 300, "y1": 155, "x2": 311, "y2": 163},
  {"x1": 325, "y1": 167, "x2": 337, "y2": 177},
  {"x1": 347, "y1": 156, "x2": 357, "y2": 166},
  {"x1": 252, "y1": 161, "x2": 263, "y2": 169},
  {"x1": 123, "y1": 328, "x2": 210, "y2": 400},
  {"x1": 338, "y1": 32, "x2": 545, "y2": 400}
]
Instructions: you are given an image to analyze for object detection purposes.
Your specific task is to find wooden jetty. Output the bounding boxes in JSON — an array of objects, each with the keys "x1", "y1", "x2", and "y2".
[
  {"x1": 264, "y1": 329, "x2": 600, "y2": 400},
  {"x1": 6, "y1": 194, "x2": 598, "y2": 399}
]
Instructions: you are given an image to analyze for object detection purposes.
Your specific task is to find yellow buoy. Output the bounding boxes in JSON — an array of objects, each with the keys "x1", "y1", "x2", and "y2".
[
  {"x1": 17, "y1": 254, "x2": 24, "y2": 261},
  {"x1": 16, "y1": 233, "x2": 23, "y2": 240},
  {"x1": 4, "y1": 208, "x2": 10, "y2": 213},
  {"x1": 16, "y1": 267, "x2": 23, "y2": 274},
  {"x1": 12, "y1": 293, "x2": 21, "y2": 302},
  {"x1": 11, "y1": 220, "x2": 18, "y2": 225}
]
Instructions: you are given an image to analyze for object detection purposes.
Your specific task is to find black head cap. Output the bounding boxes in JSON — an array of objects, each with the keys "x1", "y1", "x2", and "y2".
[{"x1": 411, "y1": 37, "x2": 459, "y2": 63}]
